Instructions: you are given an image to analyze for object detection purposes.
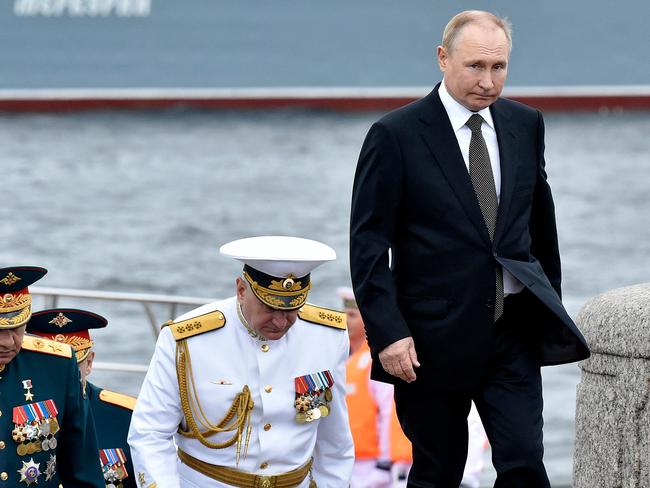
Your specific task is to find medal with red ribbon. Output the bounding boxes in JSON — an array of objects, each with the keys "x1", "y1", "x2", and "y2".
[
  {"x1": 12, "y1": 399, "x2": 60, "y2": 456},
  {"x1": 100, "y1": 448, "x2": 129, "y2": 488},
  {"x1": 294, "y1": 370, "x2": 334, "y2": 423}
]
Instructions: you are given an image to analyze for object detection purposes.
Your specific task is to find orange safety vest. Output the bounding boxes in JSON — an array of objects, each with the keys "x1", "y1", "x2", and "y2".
[
  {"x1": 346, "y1": 343, "x2": 380, "y2": 459},
  {"x1": 389, "y1": 403, "x2": 413, "y2": 463},
  {"x1": 346, "y1": 342, "x2": 413, "y2": 462}
]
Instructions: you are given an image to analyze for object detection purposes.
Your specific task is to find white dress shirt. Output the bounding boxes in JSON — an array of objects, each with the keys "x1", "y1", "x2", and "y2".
[{"x1": 439, "y1": 80, "x2": 524, "y2": 295}]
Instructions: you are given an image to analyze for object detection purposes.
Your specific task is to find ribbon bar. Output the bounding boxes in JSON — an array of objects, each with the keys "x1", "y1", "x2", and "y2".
[{"x1": 294, "y1": 370, "x2": 335, "y2": 396}]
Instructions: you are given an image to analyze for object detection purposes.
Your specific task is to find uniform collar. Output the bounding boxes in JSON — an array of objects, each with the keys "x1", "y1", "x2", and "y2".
[{"x1": 439, "y1": 79, "x2": 495, "y2": 132}]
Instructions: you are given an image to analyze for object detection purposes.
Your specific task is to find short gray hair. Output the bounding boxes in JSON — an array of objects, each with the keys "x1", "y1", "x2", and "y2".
[{"x1": 442, "y1": 10, "x2": 512, "y2": 53}]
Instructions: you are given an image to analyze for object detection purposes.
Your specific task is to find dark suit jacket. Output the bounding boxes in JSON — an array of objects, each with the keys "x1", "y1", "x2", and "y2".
[{"x1": 350, "y1": 85, "x2": 590, "y2": 390}]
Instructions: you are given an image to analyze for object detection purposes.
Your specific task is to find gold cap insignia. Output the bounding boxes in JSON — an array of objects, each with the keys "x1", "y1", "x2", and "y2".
[
  {"x1": 0, "y1": 292, "x2": 31, "y2": 315},
  {"x1": 49, "y1": 313, "x2": 72, "y2": 328},
  {"x1": 0, "y1": 272, "x2": 21, "y2": 286},
  {"x1": 244, "y1": 268, "x2": 311, "y2": 311},
  {"x1": 268, "y1": 274, "x2": 302, "y2": 292}
]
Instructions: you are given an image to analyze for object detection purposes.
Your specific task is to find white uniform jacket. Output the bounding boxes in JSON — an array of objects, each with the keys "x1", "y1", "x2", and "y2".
[{"x1": 128, "y1": 296, "x2": 354, "y2": 488}]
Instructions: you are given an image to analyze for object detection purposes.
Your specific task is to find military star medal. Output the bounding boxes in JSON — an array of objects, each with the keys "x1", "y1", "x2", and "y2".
[
  {"x1": 17, "y1": 458, "x2": 41, "y2": 485},
  {"x1": 22, "y1": 379, "x2": 34, "y2": 401}
]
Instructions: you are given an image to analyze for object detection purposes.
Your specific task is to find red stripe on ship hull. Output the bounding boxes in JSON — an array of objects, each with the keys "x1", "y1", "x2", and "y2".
[{"x1": 1, "y1": 94, "x2": 649, "y2": 112}]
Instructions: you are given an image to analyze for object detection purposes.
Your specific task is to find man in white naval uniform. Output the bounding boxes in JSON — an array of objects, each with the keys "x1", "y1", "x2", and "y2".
[{"x1": 128, "y1": 236, "x2": 354, "y2": 488}]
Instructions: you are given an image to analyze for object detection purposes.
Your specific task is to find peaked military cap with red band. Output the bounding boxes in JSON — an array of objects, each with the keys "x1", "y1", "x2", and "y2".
[
  {"x1": 220, "y1": 236, "x2": 336, "y2": 311},
  {"x1": 0, "y1": 266, "x2": 48, "y2": 329},
  {"x1": 27, "y1": 308, "x2": 107, "y2": 363}
]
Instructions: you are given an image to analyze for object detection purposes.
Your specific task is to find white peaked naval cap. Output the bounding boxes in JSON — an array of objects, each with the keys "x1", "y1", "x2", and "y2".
[
  {"x1": 220, "y1": 236, "x2": 336, "y2": 278},
  {"x1": 220, "y1": 236, "x2": 336, "y2": 310}
]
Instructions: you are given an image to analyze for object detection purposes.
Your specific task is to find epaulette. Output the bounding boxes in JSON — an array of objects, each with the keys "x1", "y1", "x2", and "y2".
[
  {"x1": 99, "y1": 389, "x2": 137, "y2": 411},
  {"x1": 298, "y1": 304, "x2": 347, "y2": 330},
  {"x1": 22, "y1": 335, "x2": 73, "y2": 358},
  {"x1": 163, "y1": 309, "x2": 226, "y2": 341}
]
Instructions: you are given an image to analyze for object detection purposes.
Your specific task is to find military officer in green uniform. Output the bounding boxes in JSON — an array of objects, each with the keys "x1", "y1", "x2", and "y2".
[
  {"x1": 27, "y1": 308, "x2": 137, "y2": 488},
  {"x1": 0, "y1": 266, "x2": 104, "y2": 487}
]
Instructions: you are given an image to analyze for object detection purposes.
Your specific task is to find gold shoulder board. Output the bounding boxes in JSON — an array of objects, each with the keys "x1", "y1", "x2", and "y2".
[
  {"x1": 166, "y1": 310, "x2": 226, "y2": 341},
  {"x1": 298, "y1": 304, "x2": 347, "y2": 330},
  {"x1": 99, "y1": 389, "x2": 137, "y2": 411},
  {"x1": 22, "y1": 335, "x2": 73, "y2": 358}
]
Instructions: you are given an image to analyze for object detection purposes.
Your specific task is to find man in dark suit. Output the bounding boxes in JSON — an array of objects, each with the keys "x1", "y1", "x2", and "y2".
[{"x1": 349, "y1": 10, "x2": 590, "y2": 488}]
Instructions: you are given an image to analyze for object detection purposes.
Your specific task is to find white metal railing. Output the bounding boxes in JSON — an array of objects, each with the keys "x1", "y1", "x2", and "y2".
[
  {"x1": 30, "y1": 286, "x2": 214, "y2": 374},
  {"x1": 92, "y1": 361, "x2": 149, "y2": 374}
]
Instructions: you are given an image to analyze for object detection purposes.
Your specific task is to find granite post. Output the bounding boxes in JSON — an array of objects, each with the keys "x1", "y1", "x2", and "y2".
[{"x1": 573, "y1": 284, "x2": 650, "y2": 487}]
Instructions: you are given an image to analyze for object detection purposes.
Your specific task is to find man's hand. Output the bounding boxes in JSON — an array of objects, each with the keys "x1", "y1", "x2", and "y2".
[{"x1": 378, "y1": 337, "x2": 420, "y2": 383}]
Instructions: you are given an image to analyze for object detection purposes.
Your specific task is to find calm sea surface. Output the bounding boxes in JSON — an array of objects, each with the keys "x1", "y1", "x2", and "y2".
[{"x1": 2, "y1": 108, "x2": 649, "y2": 485}]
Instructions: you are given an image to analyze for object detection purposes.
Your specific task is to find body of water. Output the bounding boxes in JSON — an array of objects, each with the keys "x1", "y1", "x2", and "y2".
[{"x1": 2, "y1": 108, "x2": 649, "y2": 485}]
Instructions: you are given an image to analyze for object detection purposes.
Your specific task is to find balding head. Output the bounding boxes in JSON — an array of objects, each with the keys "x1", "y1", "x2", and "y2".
[
  {"x1": 442, "y1": 10, "x2": 512, "y2": 55},
  {"x1": 437, "y1": 10, "x2": 511, "y2": 111}
]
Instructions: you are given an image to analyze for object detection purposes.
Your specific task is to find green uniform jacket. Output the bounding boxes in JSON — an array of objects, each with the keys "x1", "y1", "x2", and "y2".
[
  {"x1": 87, "y1": 382, "x2": 136, "y2": 488},
  {"x1": 0, "y1": 335, "x2": 104, "y2": 487}
]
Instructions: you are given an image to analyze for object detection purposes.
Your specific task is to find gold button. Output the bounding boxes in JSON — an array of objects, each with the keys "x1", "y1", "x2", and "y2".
[
  {"x1": 261, "y1": 344, "x2": 269, "y2": 352},
  {"x1": 264, "y1": 385, "x2": 272, "y2": 393},
  {"x1": 0, "y1": 441, "x2": 5, "y2": 449},
  {"x1": 260, "y1": 462, "x2": 269, "y2": 469},
  {"x1": 0, "y1": 472, "x2": 7, "y2": 481},
  {"x1": 264, "y1": 423, "x2": 272, "y2": 431}
]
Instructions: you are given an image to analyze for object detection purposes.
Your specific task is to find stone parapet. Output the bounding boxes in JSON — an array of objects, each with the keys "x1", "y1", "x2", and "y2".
[{"x1": 573, "y1": 283, "x2": 650, "y2": 488}]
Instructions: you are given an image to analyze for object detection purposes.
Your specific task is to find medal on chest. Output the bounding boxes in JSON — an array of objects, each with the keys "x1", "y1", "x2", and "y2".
[
  {"x1": 12, "y1": 399, "x2": 60, "y2": 456},
  {"x1": 100, "y1": 448, "x2": 129, "y2": 488},
  {"x1": 44, "y1": 454, "x2": 57, "y2": 481},
  {"x1": 22, "y1": 379, "x2": 34, "y2": 402},
  {"x1": 17, "y1": 458, "x2": 41, "y2": 485},
  {"x1": 294, "y1": 370, "x2": 334, "y2": 423}
]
